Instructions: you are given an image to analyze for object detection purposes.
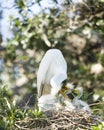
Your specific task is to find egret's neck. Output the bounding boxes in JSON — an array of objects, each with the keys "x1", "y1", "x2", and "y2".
[
  {"x1": 50, "y1": 73, "x2": 67, "y2": 96},
  {"x1": 76, "y1": 91, "x2": 83, "y2": 99}
]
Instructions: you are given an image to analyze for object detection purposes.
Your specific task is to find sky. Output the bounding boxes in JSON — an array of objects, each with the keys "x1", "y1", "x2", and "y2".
[
  {"x1": 0, "y1": 0, "x2": 81, "y2": 44},
  {"x1": 0, "y1": 0, "x2": 57, "y2": 43}
]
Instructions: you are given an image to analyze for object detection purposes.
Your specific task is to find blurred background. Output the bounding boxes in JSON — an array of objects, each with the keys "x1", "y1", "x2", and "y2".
[{"x1": 0, "y1": 0, "x2": 104, "y2": 110}]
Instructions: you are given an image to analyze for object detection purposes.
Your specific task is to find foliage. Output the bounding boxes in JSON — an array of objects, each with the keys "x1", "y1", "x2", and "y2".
[
  {"x1": 91, "y1": 122, "x2": 104, "y2": 130},
  {"x1": 0, "y1": 85, "x2": 43, "y2": 130},
  {"x1": 0, "y1": 0, "x2": 104, "y2": 128},
  {"x1": 0, "y1": 86, "x2": 103, "y2": 130}
]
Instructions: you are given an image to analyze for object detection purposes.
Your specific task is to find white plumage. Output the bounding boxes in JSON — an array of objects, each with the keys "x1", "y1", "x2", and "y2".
[
  {"x1": 38, "y1": 94, "x2": 62, "y2": 111},
  {"x1": 72, "y1": 87, "x2": 91, "y2": 112},
  {"x1": 37, "y1": 49, "x2": 67, "y2": 98}
]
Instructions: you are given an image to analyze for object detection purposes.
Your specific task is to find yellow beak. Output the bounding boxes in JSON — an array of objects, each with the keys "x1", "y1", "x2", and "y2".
[
  {"x1": 72, "y1": 89, "x2": 79, "y2": 95},
  {"x1": 60, "y1": 86, "x2": 70, "y2": 95}
]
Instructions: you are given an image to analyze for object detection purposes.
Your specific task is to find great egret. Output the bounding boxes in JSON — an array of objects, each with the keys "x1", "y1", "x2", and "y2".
[
  {"x1": 37, "y1": 49, "x2": 67, "y2": 98},
  {"x1": 72, "y1": 87, "x2": 91, "y2": 112}
]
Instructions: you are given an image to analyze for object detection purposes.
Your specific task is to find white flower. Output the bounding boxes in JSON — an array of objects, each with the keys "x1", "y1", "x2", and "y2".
[{"x1": 90, "y1": 63, "x2": 103, "y2": 74}]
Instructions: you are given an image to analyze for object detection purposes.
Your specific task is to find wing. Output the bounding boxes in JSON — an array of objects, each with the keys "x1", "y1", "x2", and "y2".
[
  {"x1": 50, "y1": 72, "x2": 67, "y2": 96},
  {"x1": 37, "y1": 49, "x2": 67, "y2": 97},
  {"x1": 37, "y1": 51, "x2": 51, "y2": 97}
]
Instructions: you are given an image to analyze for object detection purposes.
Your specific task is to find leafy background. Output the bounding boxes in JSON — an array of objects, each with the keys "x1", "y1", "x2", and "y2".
[{"x1": 0, "y1": 0, "x2": 104, "y2": 114}]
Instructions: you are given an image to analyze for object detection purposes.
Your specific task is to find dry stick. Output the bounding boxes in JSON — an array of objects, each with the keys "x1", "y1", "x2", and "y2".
[
  {"x1": 15, "y1": 123, "x2": 29, "y2": 130},
  {"x1": 55, "y1": 114, "x2": 91, "y2": 130},
  {"x1": 29, "y1": 118, "x2": 51, "y2": 128},
  {"x1": 51, "y1": 112, "x2": 94, "y2": 129},
  {"x1": 50, "y1": 112, "x2": 81, "y2": 129},
  {"x1": 24, "y1": 94, "x2": 34, "y2": 108},
  {"x1": 15, "y1": 119, "x2": 31, "y2": 129},
  {"x1": 66, "y1": 117, "x2": 91, "y2": 130},
  {"x1": 89, "y1": 101, "x2": 104, "y2": 107},
  {"x1": 14, "y1": 109, "x2": 100, "y2": 130},
  {"x1": 62, "y1": 110, "x2": 90, "y2": 121},
  {"x1": 14, "y1": 123, "x2": 21, "y2": 129}
]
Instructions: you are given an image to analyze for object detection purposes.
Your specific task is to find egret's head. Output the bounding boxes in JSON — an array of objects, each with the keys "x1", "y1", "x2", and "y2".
[
  {"x1": 73, "y1": 86, "x2": 83, "y2": 98},
  {"x1": 59, "y1": 82, "x2": 74, "y2": 95}
]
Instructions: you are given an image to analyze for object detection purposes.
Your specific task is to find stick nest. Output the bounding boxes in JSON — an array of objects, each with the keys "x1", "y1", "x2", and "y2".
[{"x1": 14, "y1": 109, "x2": 102, "y2": 130}]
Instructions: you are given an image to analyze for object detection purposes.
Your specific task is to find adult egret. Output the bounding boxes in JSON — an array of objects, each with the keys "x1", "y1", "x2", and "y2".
[
  {"x1": 37, "y1": 49, "x2": 67, "y2": 98},
  {"x1": 72, "y1": 87, "x2": 91, "y2": 112}
]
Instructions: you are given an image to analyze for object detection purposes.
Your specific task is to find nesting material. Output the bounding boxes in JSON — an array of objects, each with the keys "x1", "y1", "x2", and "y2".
[{"x1": 14, "y1": 108, "x2": 101, "y2": 130}]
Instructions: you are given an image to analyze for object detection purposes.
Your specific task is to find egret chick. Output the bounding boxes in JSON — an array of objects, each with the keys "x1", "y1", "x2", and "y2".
[
  {"x1": 38, "y1": 94, "x2": 62, "y2": 111},
  {"x1": 59, "y1": 82, "x2": 74, "y2": 95},
  {"x1": 58, "y1": 83, "x2": 75, "y2": 109},
  {"x1": 64, "y1": 100, "x2": 75, "y2": 110},
  {"x1": 58, "y1": 83, "x2": 74, "y2": 102},
  {"x1": 72, "y1": 87, "x2": 91, "y2": 112},
  {"x1": 37, "y1": 49, "x2": 67, "y2": 97}
]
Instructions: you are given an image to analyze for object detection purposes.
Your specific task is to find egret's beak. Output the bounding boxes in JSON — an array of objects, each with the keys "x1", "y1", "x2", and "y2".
[
  {"x1": 65, "y1": 85, "x2": 70, "y2": 90},
  {"x1": 59, "y1": 87, "x2": 70, "y2": 102},
  {"x1": 59, "y1": 85, "x2": 72, "y2": 96},
  {"x1": 72, "y1": 89, "x2": 79, "y2": 95}
]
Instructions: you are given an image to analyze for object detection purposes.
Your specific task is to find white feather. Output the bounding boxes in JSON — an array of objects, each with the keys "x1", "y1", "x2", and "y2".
[
  {"x1": 37, "y1": 49, "x2": 67, "y2": 97},
  {"x1": 38, "y1": 94, "x2": 62, "y2": 111},
  {"x1": 72, "y1": 87, "x2": 91, "y2": 112}
]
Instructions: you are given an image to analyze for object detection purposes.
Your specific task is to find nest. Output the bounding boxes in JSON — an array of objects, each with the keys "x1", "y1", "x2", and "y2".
[{"x1": 14, "y1": 108, "x2": 101, "y2": 130}]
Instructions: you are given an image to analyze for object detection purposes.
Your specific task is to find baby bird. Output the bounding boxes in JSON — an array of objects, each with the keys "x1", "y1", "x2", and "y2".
[{"x1": 72, "y1": 87, "x2": 91, "y2": 112}]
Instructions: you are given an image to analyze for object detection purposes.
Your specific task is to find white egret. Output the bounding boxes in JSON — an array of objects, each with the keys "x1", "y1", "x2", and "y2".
[
  {"x1": 37, "y1": 49, "x2": 67, "y2": 98},
  {"x1": 72, "y1": 87, "x2": 91, "y2": 112}
]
